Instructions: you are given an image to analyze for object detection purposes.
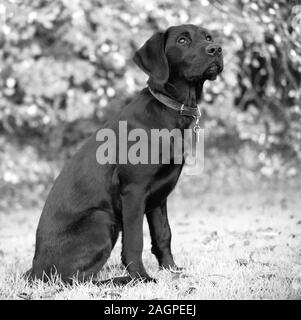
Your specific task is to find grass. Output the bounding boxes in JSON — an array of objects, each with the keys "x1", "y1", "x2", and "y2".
[{"x1": 0, "y1": 186, "x2": 301, "y2": 300}]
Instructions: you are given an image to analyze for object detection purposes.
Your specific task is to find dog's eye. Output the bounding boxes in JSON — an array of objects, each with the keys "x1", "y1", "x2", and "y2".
[
  {"x1": 177, "y1": 36, "x2": 190, "y2": 45},
  {"x1": 206, "y1": 35, "x2": 213, "y2": 42}
]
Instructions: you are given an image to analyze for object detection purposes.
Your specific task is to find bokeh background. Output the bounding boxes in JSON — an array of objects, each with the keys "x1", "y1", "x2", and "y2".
[
  {"x1": 1, "y1": 0, "x2": 301, "y2": 300},
  {"x1": 0, "y1": 0, "x2": 301, "y2": 210}
]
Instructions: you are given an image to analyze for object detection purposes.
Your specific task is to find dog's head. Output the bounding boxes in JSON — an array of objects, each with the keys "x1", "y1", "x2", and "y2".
[{"x1": 134, "y1": 24, "x2": 223, "y2": 86}]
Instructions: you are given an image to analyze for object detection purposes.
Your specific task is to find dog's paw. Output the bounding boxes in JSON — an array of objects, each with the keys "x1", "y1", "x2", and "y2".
[
  {"x1": 160, "y1": 264, "x2": 184, "y2": 273},
  {"x1": 141, "y1": 276, "x2": 157, "y2": 283}
]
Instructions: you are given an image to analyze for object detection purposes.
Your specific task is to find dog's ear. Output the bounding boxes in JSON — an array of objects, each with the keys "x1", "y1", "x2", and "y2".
[{"x1": 133, "y1": 31, "x2": 169, "y2": 85}]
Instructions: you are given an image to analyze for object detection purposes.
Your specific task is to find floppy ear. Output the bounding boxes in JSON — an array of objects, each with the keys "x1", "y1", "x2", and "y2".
[{"x1": 133, "y1": 31, "x2": 169, "y2": 85}]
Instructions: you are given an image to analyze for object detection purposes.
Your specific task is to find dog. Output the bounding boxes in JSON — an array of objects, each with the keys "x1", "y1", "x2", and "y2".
[{"x1": 26, "y1": 24, "x2": 223, "y2": 284}]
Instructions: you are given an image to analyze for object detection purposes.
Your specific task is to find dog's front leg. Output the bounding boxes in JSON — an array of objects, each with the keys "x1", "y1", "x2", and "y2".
[
  {"x1": 121, "y1": 189, "x2": 156, "y2": 282},
  {"x1": 146, "y1": 201, "x2": 182, "y2": 271}
]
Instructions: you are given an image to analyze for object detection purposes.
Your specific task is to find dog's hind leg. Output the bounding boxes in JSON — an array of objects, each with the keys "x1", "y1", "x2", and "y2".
[{"x1": 29, "y1": 209, "x2": 120, "y2": 284}]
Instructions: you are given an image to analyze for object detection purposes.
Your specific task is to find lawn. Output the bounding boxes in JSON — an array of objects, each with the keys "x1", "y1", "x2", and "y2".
[{"x1": 0, "y1": 186, "x2": 301, "y2": 300}]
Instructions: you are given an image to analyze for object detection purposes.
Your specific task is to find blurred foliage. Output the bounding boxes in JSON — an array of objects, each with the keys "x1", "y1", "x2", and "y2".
[{"x1": 0, "y1": 0, "x2": 300, "y2": 208}]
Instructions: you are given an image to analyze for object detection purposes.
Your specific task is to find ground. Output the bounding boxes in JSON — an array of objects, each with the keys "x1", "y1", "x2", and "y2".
[{"x1": 0, "y1": 186, "x2": 301, "y2": 300}]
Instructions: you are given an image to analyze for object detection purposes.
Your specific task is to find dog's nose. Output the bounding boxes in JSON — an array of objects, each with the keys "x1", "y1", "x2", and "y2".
[{"x1": 206, "y1": 44, "x2": 222, "y2": 56}]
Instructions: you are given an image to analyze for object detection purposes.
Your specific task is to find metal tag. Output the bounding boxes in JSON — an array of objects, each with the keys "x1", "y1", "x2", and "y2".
[{"x1": 193, "y1": 124, "x2": 201, "y2": 142}]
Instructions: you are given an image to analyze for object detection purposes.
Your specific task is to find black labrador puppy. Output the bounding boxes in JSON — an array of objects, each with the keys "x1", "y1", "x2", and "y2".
[{"x1": 26, "y1": 24, "x2": 223, "y2": 284}]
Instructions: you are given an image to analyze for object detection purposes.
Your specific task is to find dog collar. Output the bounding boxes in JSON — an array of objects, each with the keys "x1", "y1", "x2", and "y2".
[
  {"x1": 148, "y1": 86, "x2": 202, "y2": 141},
  {"x1": 148, "y1": 87, "x2": 202, "y2": 120}
]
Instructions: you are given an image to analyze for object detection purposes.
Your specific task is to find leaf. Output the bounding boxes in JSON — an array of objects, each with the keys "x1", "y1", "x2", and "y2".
[
  {"x1": 236, "y1": 258, "x2": 248, "y2": 266},
  {"x1": 184, "y1": 287, "x2": 197, "y2": 295},
  {"x1": 17, "y1": 292, "x2": 33, "y2": 300}
]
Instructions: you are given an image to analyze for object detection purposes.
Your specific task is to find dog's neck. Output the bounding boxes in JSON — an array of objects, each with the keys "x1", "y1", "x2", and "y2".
[
  {"x1": 148, "y1": 77, "x2": 205, "y2": 108},
  {"x1": 147, "y1": 77, "x2": 204, "y2": 129}
]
